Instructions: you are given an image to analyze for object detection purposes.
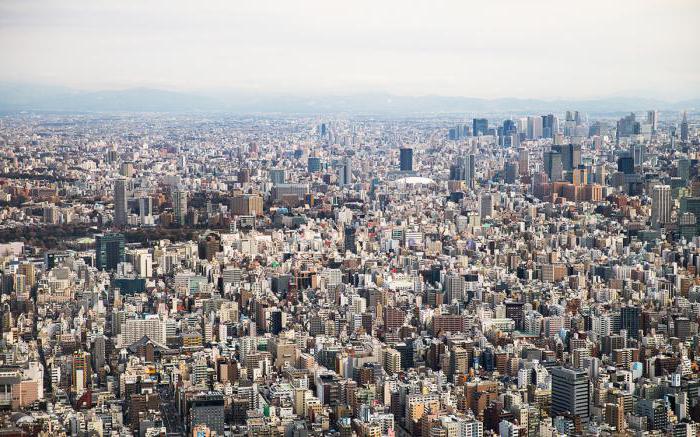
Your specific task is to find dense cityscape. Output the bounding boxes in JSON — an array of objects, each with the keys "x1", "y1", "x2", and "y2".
[
  {"x1": 0, "y1": 107, "x2": 697, "y2": 437},
  {"x1": 2, "y1": 0, "x2": 700, "y2": 435}
]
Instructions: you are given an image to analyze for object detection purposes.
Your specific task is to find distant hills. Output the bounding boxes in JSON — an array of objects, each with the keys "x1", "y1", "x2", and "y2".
[{"x1": 0, "y1": 83, "x2": 698, "y2": 115}]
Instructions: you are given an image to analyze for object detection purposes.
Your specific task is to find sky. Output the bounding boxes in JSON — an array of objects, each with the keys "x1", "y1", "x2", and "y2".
[{"x1": 0, "y1": 0, "x2": 699, "y2": 100}]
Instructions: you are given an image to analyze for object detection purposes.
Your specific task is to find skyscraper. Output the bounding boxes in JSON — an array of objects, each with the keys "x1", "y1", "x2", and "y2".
[
  {"x1": 617, "y1": 154, "x2": 635, "y2": 174},
  {"x1": 542, "y1": 114, "x2": 558, "y2": 138},
  {"x1": 620, "y1": 306, "x2": 641, "y2": 339},
  {"x1": 504, "y1": 161, "x2": 519, "y2": 184},
  {"x1": 518, "y1": 149, "x2": 529, "y2": 176},
  {"x1": 172, "y1": 189, "x2": 188, "y2": 226},
  {"x1": 680, "y1": 111, "x2": 689, "y2": 143},
  {"x1": 632, "y1": 144, "x2": 646, "y2": 166},
  {"x1": 138, "y1": 196, "x2": 152, "y2": 224},
  {"x1": 190, "y1": 392, "x2": 225, "y2": 436},
  {"x1": 646, "y1": 110, "x2": 658, "y2": 133},
  {"x1": 308, "y1": 156, "x2": 322, "y2": 173},
  {"x1": 553, "y1": 144, "x2": 581, "y2": 171},
  {"x1": 269, "y1": 168, "x2": 286, "y2": 185},
  {"x1": 501, "y1": 119, "x2": 518, "y2": 147},
  {"x1": 480, "y1": 193, "x2": 494, "y2": 219},
  {"x1": 651, "y1": 185, "x2": 672, "y2": 227},
  {"x1": 114, "y1": 177, "x2": 127, "y2": 227},
  {"x1": 543, "y1": 151, "x2": 563, "y2": 181},
  {"x1": 551, "y1": 367, "x2": 590, "y2": 423},
  {"x1": 95, "y1": 233, "x2": 125, "y2": 271},
  {"x1": 473, "y1": 118, "x2": 488, "y2": 136},
  {"x1": 338, "y1": 158, "x2": 353, "y2": 186},
  {"x1": 527, "y1": 116, "x2": 543, "y2": 140},
  {"x1": 399, "y1": 147, "x2": 414, "y2": 172},
  {"x1": 616, "y1": 113, "x2": 640, "y2": 141},
  {"x1": 449, "y1": 154, "x2": 476, "y2": 189},
  {"x1": 464, "y1": 154, "x2": 475, "y2": 188},
  {"x1": 72, "y1": 350, "x2": 91, "y2": 394},
  {"x1": 344, "y1": 226, "x2": 356, "y2": 254}
]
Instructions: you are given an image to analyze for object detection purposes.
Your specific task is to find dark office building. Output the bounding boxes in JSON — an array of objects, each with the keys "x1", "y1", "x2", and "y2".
[
  {"x1": 680, "y1": 112, "x2": 689, "y2": 143},
  {"x1": 399, "y1": 147, "x2": 414, "y2": 172},
  {"x1": 270, "y1": 309, "x2": 283, "y2": 335},
  {"x1": 551, "y1": 367, "x2": 590, "y2": 423},
  {"x1": 95, "y1": 233, "x2": 125, "y2": 271},
  {"x1": 473, "y1": 118, "x2": 489, "y2": 136},
  {"x1": 307, "y1": 157, "x2": 322, "y2": 173},
  {"x1": 601, "y1": 335, "x2": 625, "y2": 356},
  {"x1": 500, "y1": 119, "x2": 518, "y2": 147},
  {"x1": 621, "y1": 306, "x2": 641, "y2": 339},
  {"x1": 45, "y1": 251, "x2": 69, "y2": 270},
  {"x1": 198, "y1": 233, "x2": 221, "y2": 261},
  {"x1": 344, "y1": 226, "x2": 356, "y2": 254},
  {"x1": 504, "y1": 301, "x2": 524, "y2": 331},
  {"x1": 617, "y1": 155, "x2": 635, "y2": 174},
  {"x1": 542, "y1": 114, "x2": 557, "y2": 138},
  {"x1": 552, "y1": 144, "x2": 581, "y2": 171},
  {"x1": 504, "y1": 161, "x2": 519, "y2": 184},
  {"x1": 396, "y1": 341, "x2": 415, "y2": 370},
  {"x1": 189, "y1": 392, "x2": 225, "y2": 435},
  {"x1": 543, "y1": 151, "x2": 563, "y2": 181},
  {"x1": 271, "y1": 275, "x2": 292, "y2": 298}
]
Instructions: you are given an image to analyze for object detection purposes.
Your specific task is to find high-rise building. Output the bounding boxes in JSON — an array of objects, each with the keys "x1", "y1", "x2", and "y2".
[
  {"x1": 480, "y1": 193, "x2": 494, "y2": 219},
  {"x1": 543, "y1": 151, "x2": 563, "y2": 181},
  {"x1": 172, "y1": 189, "x2": 188, "y2": 226},
  {"x1": 269, "y1": 168, "x2": 286, "y2": 185},
  {"x1": 651, "y1": 185, "x2": 672, "y2": 227},
  {"x1": 92, "y1": 335, "x2": 106, "y2": 371},
  {"x1": 138, "y1": 196, "x2": 152, "y2": 223},
  {"x1": 551, "y1": 367, "x2": 590, "y2": 422},
  {"x1": 501, "y1": 119, "x2": 518, "y2": 147},
  {"x1": 473, "y1": 118, "x2": 488, "y2": 136},
  {"x1": 383, "y1": 348, "x2": 401, "y2": 375},
  {"x1": 632, "y1": 144, "x2": 646, "y2": 166},
  {"x1": 553, "y1": 144, "x2": 581, "y2": 171},
  {"x1": 620, "y1": 306, "x2": 641, "y2": 339},
  {"x1": 72, "y1": 350, "x2": 91, "y2": 394},
  {"x1": 231, "y1": 194, "x2": 264, "y2": 216},
  {"x1": 518, "y1": 149, "x2": 529, "y2": 176},
  {"x1": 646, "y1": 110, "x2": 658, "y2": 133},
  {"x1": 636, "y1": 398, "x2": 668, "y2": 431},
  {"x1": 190, "y1": 392, "x2": 225, "y2": 436},
  {"x1": 114, "y1": 177, "x2": 127, "y2": 227},
  {"x1": 542, "y1": 114, "x2": 558, "y2": 138},
  {"x1": 527, "y1": 116, "x2": 543, "y2": 140},
  {"x1": 680, "y1": 111, "x2": 689, "y2": 143},
  {"x1": 504, "y1": 161, "x2": 519, "y2": 184},
  {"x1": 119, "y1": 161, "x2": 134, "y2": 178},
  {"x1": 95, "y1": 233, "x2": 125, "y2": 271},
  {"x1": 616, "y1": 113, "x2": 640, "y2": 141},
  {"x1": 344, "y1": 226, "x2": 356, "y2": 254},
  {"x1": 678, "y1": 158, "x2": 691, "y2": 181},
  {"x1": 308, "y1": 156, "x2": 322, "y2": 173},
  {"x1": 338, "y1": 158, "x2": 353, "y2": 186},
  {"x1": 122, "y1": 316, "x2": 165, "y2": 346},
  {"x1": 617, "y1": 154, "x2": 635, "y2": 175},
  {"x1": 399, "y1": 147, "x2": 414, "y2": 172},
  {"x1": 449, "y1": 154, "x2": 476, "y2": 188}
]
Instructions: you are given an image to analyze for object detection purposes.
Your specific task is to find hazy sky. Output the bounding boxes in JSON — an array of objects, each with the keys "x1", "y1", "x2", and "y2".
[{"x1": 1, "y1": 0, "x2": 698, "y2": 99}]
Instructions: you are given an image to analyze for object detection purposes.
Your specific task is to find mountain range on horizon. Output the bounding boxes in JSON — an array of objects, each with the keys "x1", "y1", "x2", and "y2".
[{"x1": 0, "y1": 83, "x2": 698, "y2": 115}]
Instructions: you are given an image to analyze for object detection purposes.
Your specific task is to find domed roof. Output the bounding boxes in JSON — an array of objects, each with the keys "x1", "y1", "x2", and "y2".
[{"x1": 393, "y1": 176, "x2": 436, "y2": 185}]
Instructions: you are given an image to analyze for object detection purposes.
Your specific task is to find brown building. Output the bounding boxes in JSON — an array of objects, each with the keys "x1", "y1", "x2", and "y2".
[{"x1": 230, "y1": 194, "x2": 263, "y2": 216}]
